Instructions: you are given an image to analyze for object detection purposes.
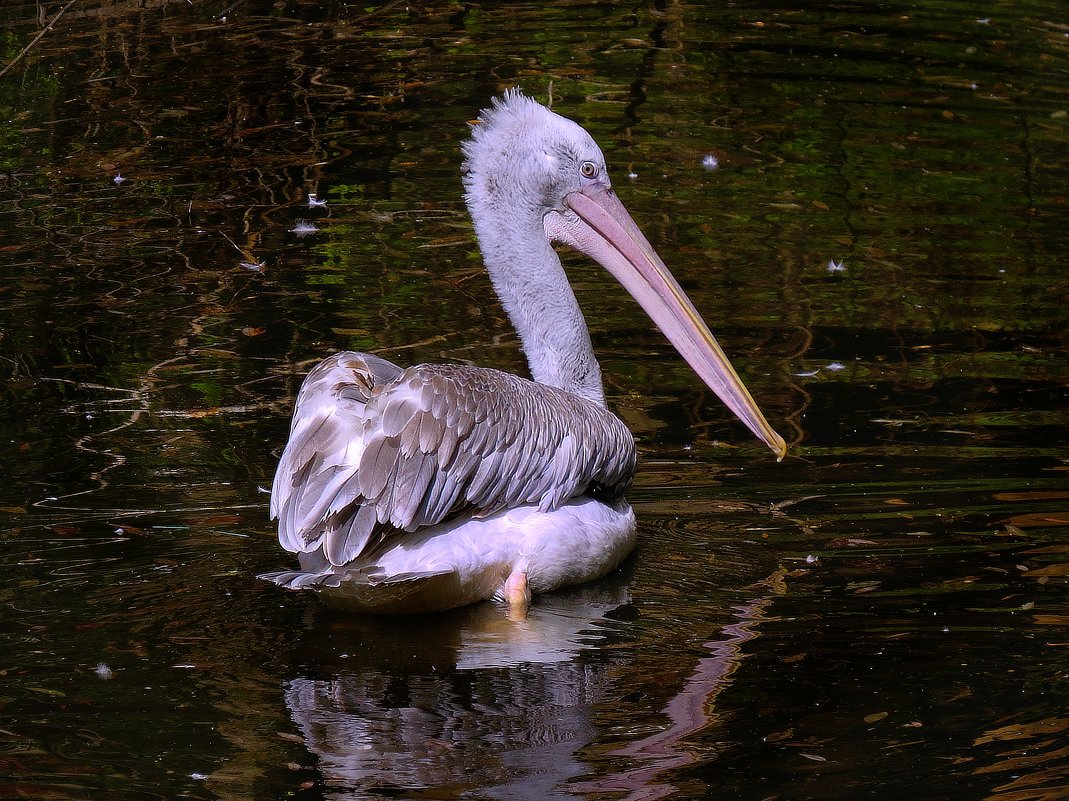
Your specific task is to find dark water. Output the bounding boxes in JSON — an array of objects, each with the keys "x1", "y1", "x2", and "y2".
[{"x1": 1, "y1": 1, "x2": 1067, "y2": 799}]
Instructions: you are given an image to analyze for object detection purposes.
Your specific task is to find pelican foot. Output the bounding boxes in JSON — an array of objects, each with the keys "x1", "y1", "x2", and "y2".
[{"x1": 503, "y1": 569, "x2": 531, "y2": 620}]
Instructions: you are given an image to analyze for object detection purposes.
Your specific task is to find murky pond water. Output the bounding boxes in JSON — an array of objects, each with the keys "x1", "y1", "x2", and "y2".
[{"x1": 2, "y1": 1, "x2": 1067, "y2": 799}]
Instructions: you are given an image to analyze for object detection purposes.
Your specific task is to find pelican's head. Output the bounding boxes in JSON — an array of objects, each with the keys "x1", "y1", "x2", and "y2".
[
  {"x1": 461, "y1": 90, "x2": 786, "y2": 460},
  {"x1": 461, "y1": 90, "x2": 610, "y2": 221}
]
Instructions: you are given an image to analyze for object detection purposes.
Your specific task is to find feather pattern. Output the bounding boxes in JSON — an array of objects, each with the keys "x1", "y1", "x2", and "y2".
[{"x1": 270, "y1": 351, "x2": 636, "y2": 570}]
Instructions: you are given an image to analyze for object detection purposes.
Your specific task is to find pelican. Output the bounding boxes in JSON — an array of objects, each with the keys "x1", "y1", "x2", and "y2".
[{"x1": 261, "y1": 91, "x2": 786, "y2": 614}]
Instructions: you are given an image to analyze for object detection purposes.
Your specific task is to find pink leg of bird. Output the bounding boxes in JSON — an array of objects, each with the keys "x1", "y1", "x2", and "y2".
[{"x1": 503, "y1": 568, "x2": 531, "y2": 619}]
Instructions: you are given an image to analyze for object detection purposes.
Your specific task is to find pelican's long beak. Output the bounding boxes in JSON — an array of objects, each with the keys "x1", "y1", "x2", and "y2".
[{"x1": 546, "y1": 184, "x2": 787, "y2": 460}]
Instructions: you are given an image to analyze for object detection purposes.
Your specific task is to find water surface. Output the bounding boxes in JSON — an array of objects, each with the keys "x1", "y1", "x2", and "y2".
[{"x1": 1, "y1": 1, "x2": 1067, "y2": 799}]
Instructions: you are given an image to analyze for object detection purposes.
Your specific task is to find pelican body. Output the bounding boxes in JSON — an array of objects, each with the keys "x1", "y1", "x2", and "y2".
[{"x1": 262, "y1": 91, "x2": 785, "y2": 614}]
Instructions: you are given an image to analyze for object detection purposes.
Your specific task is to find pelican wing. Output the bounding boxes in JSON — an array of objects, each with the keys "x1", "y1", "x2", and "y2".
[{"x1": 271, "y1": 352, "x2": 636, "y2": 568}]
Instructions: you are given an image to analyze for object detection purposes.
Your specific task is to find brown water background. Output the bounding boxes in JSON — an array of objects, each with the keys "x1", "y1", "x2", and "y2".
[{"x1": 1, "y1": 1, "x2": 1067, "y2": 799}]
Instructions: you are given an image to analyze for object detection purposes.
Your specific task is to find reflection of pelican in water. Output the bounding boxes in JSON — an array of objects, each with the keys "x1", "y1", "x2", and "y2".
[
  {"x1": 262, "y1": 91, "x2": 784, "y2": 614},
  {"x1": 282, "y1": 578, "x2": 634, "y2": 800},
  {"x1": 286, "y1": 664, "x2": 596, "y2": 800},
  {"x1": 279, "y1": 582, "x2": 777, "y2": 800}
]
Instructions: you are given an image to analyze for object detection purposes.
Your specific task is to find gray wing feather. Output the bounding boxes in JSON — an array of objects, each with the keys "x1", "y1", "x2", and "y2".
[{"x1": 271, "y1": 351, "x2": 637, "y2": 569}]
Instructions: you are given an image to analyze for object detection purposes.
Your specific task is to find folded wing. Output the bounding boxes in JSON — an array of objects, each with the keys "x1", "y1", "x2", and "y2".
[{"x1": 270, "y1": 352, "x2": 636, "y2": 568}]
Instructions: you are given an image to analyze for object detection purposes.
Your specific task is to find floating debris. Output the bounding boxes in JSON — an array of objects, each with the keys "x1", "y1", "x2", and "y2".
[
  {"x1": 701, "y1": 154, "x2": 719, "y2": 171},
  {"x1": 240, "y1": 261, "x2": 266, "y2": 273},
  {"x1": 307, "y1": 193, "x2": 327, "y2": 209},
  {"x1": 826, "y1": 259, "x2": 846, "y2": 273},
  {"x1": 94, "y1": 663, "x2": 114, "y2": 680},
  {"x1": 793, "y1": 369, "x2": 820, "y2": 377},
  {"x1": 290, "y1": 220, "x2": 319, "y2": 236},
  {"x1": 825, "y1": 361, "x2": 846, "y2": 372},
  {"x1": 113, "y1": 174, "x2": 126, "y2": 185}
]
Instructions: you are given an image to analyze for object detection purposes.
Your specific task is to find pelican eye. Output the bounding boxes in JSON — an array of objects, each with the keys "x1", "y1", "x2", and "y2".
[{"x1": 579, "y1": 160, "x2": 598, "y2": 179}]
